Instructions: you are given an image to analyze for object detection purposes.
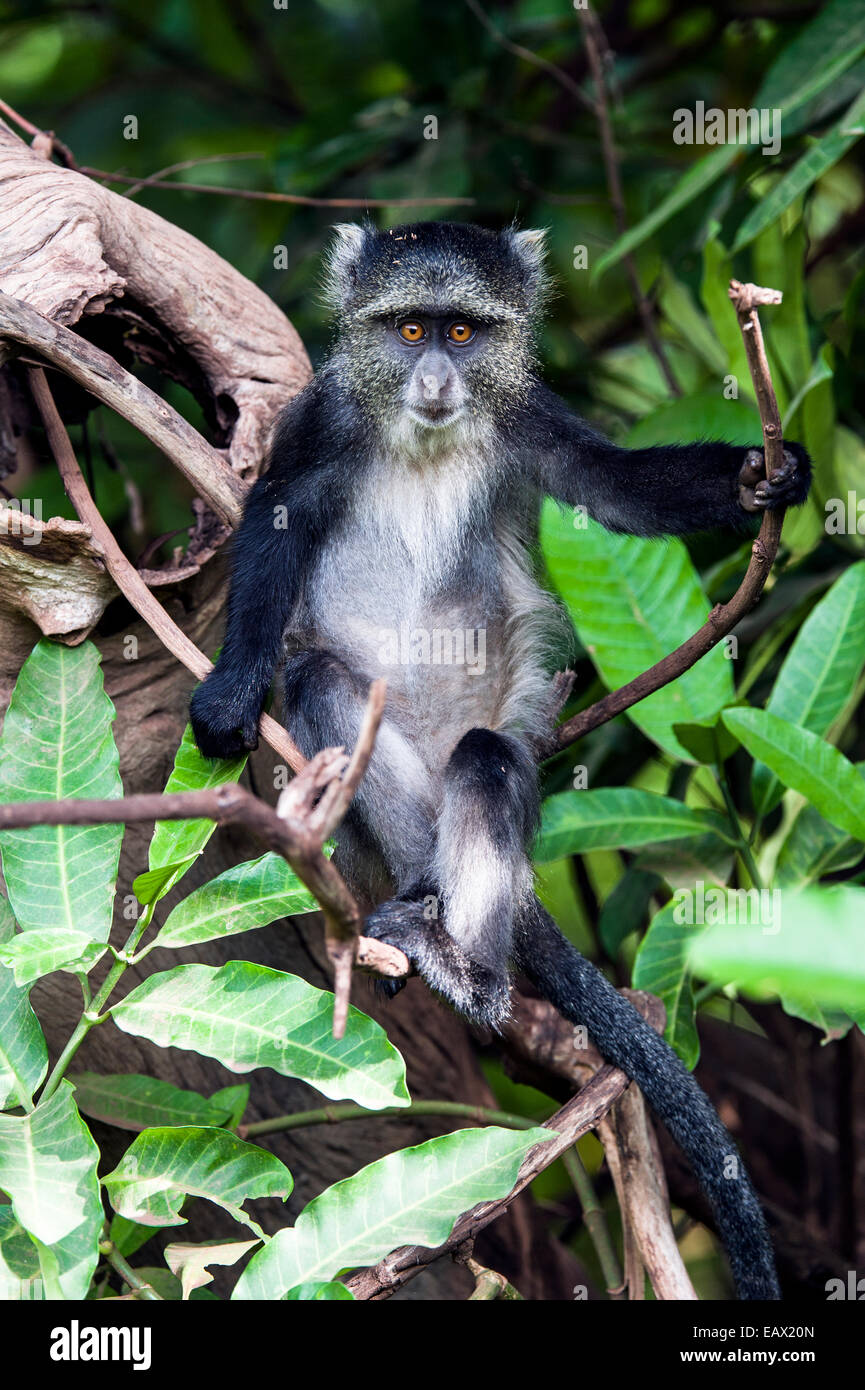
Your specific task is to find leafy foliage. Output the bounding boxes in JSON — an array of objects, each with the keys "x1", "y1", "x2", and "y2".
[
  {"x1": 0, "y1": 641, "x2": 121, "y2": 958},
  {"x1": 103, "y1": 1127, "x2": 293, "y2": 1233},
  {"x1": 233, "y1": 1126, "x2": 553, "y2": 1300},
  {"x1": 2, "y1": 0, "x2": 865, "y2": 1303},
  {"x1": 111, "y1": 961, "x2": 411, "y2": 1110}
]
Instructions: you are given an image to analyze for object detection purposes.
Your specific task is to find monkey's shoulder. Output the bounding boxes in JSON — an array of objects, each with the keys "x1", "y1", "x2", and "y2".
[{"x1": 265, "y1": 367, "x2": 372, "y2": 485}]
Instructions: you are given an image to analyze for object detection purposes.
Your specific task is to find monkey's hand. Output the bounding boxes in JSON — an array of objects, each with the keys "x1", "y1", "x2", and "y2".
[
  {"x1": 738, "y1": 442, "x2": 811, "y2": 514},
  {"x1": 189, "y1": 671, "x2": 261, "y2": 759}
]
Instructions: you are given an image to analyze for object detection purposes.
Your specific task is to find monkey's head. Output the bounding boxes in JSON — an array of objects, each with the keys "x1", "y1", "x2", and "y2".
[{"x1": 323, "y1": 221, "x2": 549, "y2": 446}]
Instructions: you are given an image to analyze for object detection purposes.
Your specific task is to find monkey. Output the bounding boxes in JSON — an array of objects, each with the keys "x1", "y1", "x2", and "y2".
[{"x1": 190, "y1": 221, "x2": 811, "y2": 1300}]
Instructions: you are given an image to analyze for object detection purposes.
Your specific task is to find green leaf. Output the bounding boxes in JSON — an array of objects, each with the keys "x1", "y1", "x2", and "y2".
[
  {"x1": 208, "y1": 1084, "x2": 250, "y2": 1129},
  {"x1": 733, "y1": 89, "x2": 865, "y2": 253},
  {"x1": 657, "y1": 267, "x2": 728, "y2": 376},
  {"x1": 689, "y1": 884, "x2": 865, "y2": 1012},
  {"x1": 754, "y1": 0, "x2": 865, "y2": 119},
  {"x1": 598, "y1": 868, "x2": 661, "y2": 957},
  {"x1": 825, "y1": 426, "x2": 865, "y2": 555},
  {"x1": 541, "y1": 503, "x2": 733, "y2": 759},
  {"x1": 108, "y1": 1213, "x2": 154, "y2": 1260},
  {"x1": 0, "y1": 1206, "x2": 42, "y2": 1298},
  {"x1": 0, "y1": 640, "x2": 122, "y2": 943},
  {"x1": 0, "y1": 928, "x2": 104, "y2": 986},
  {"x1": 701, "y1": 232, "x2": 754, "y2": 400},
  {"x1": 751, "y1": 564, "x2": 865, "y2": 816},
  {"x1": 111, "y1": 961, "x2": 410, "y2": 1110},
  {"x1": 535, "y1": 788, "x2": 733, "y2": 863},
  {"x1": 132, "y1": 855, "x2": 202, "y2": 907},
  {"x1": 776, "y1": 764, "x2": 865, "y2": 887},
  {"x1": 118, "y1": 1265, "x2": 218, "y2": 1300},
  {"x1": 777, "y1": 994, "x2": 861, "y2": 1041},
  {"x1": 782, "y1": 344, "x2": 835, "y2": 434},
  {"x1": 285, "y1": 1280, "x2": 355, "y2": 1300},
  {"x1": 753, "y1": 220, "x2": 808, "y2": 407},
  {"x1": 233, "y1": 1125, "x2": 553, "y2": 1300},
  {"x1": 633, "y1": 902, "x2": 700, "y2": 1068},
  {"x1": 147, "y1": 722, "x2": 247, "y2": 900},
  {"x1": 635, "y1": 832, "x2": 735, "y2": 893},
  {"x1": 672, "y1": 718, "x2": 740, "y2": 766},
  {"x1": 104, "y1": 1126, "x2": 292, "y2": 1233},
  {"x1": 594, "y1": 144, "x2": 739, "y2": 281},
  {"x1": 70, "y1": 1072, "x2": 237, "y2": 1132},
  {"x1": 624, "y1": 391, "x2": 760, "y2": 450},
  {"x1": 157, "y1": 853, "x2": 319, "y2": 950},
  {"x1": 0, "y1": 895, "x2": 47, "y2": 1110},
  {"x1": 724, "y1": 708, "x2": 865, "y2": 840},
  {"x1": 0, "y1": 1082, "x2": 102, "y2": 1299}
]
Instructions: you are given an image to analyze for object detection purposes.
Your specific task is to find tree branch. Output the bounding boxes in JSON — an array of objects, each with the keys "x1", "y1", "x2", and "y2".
[
  {"x1": 0, "y1": 116, "x2": 311, "y2": 478},
  {"x1": 343, "y1": 1061, "x2": 629, "y2": 1299},
  {"x1": 0, "y1": 776, "x2": 409, "y2": 1017},
  {"x1": 26, "y1": 366, "x2": 304, "y2": 772},
  {"x1": 276, "y1": 676, "x2": 387, "y2": 1036},
  {"x1": 2, "y1": 293, "x2": 245, "y2": 528}
]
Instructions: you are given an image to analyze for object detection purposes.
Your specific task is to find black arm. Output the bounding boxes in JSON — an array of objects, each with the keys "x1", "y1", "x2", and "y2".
[
  {"x1": 190, "y1": 379, "x2": 348, "y2": 759},
  {"x1": 524, "y1": 381, "x2": 811, "y2": 537}
]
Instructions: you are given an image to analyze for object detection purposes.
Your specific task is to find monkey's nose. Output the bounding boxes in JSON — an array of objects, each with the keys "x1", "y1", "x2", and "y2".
[{"x1": 421, "y1": 373, "x2": 443, "y2": 400}]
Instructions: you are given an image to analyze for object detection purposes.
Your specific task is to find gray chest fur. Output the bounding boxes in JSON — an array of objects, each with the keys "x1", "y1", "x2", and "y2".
[{"x1": 291, "y1": 445, "x2": 564, "y2": 763}]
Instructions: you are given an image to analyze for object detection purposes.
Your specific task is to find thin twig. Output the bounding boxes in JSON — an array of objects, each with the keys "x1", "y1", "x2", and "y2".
[
  {"x1": 464, "y1": 0, "x2": 596, "y2": 115},
  {"x1": 79, "y1": 166, "x2": 474, "y2": 209},
  {"x1": 465, "y1": 1258, "x2": 524, "y2": 1300},
  {"x1": 549, "y1": 278, "x2": 789, "y2": 757},
  {"x1": 241, "y1": 1098, "x2": 546, "y2": 1140},
  {"x1": 598, "y1": 1088, "x2": 697, "y2": 1300},
  {"x1": 0, "y1": 97, "x2": 40, "y2": 137},
  {"x1": 561, "y1": 1146, "x2": 625, "y2": 1298},
  {"x1": 26, "y1": 366, "x2": 303, "y2": 772},
  {"x1": 0, "y1": 96, "x2": 472, "y2": 208},
  {"x1": 98, "y1": 1242, "x2": 162, "y2": 1301},
  {"x1": 276, "y1": 676, "x2": 387, "y2": 1037},
  {"x1": 305, "y1": 678, "x2": 388, "y2": 842},
  {"x1": 499, "y1": 987, "x2": 693, "y2": 1299},
  {"x1": 577, "y1": 5, "x2": 681, "y2": 396},
  {"x1": 121, "y1": 151, "x2": 265, "y2": 199}
]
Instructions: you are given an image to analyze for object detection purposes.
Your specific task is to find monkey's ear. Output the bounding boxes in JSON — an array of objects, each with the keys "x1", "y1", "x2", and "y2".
[
  {"x1": 322, "y1": 223, "x2": 370, "y2": 310},
  {"x1": 505, "y1": 226, "x2": 550, "y2": 310}
]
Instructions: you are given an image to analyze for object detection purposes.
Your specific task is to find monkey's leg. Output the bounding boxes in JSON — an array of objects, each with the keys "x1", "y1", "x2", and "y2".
[
  {"x1": 512, "y1": 894, "x2": 780, "y2": 1301},
  {"x1": 366, "y1": 727, "x2": 538, "y2": 1029},
  {"x1": 283, "y1": 649, "x2": 437, "y2": 894}
]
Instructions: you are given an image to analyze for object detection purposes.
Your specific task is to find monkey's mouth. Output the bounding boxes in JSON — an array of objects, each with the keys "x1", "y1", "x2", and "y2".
[{"x1": 408, "y1": 402, "x2": 464, "y2": 428}]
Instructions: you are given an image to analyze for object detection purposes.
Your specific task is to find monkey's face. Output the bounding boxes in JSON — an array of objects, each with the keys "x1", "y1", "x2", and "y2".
[{"x1": 324, "y1": 221, "x2": 550, "y2": 447}]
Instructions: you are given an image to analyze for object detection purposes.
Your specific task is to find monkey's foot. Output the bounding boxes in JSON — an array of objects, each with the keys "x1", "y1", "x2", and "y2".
[
  {"x1": 738, "y1": 443, "x2": 811, "y2": 513},
  {"x1": 365, "y1": 900, "x2": 512, "y2": 1030}
]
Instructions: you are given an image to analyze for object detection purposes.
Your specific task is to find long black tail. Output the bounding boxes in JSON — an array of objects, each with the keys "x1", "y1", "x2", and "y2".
[{"x1": 513, "y1": 895, "x2": 779, "y2": 1300}]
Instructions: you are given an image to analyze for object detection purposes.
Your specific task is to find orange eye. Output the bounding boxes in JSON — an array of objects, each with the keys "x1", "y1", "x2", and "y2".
[
  {"x1": 447, "y1": 322, "x2": 474, "y2": 344},
  {"x1": 398, "y1": 321, "x2": 425, "y2": 342}
]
